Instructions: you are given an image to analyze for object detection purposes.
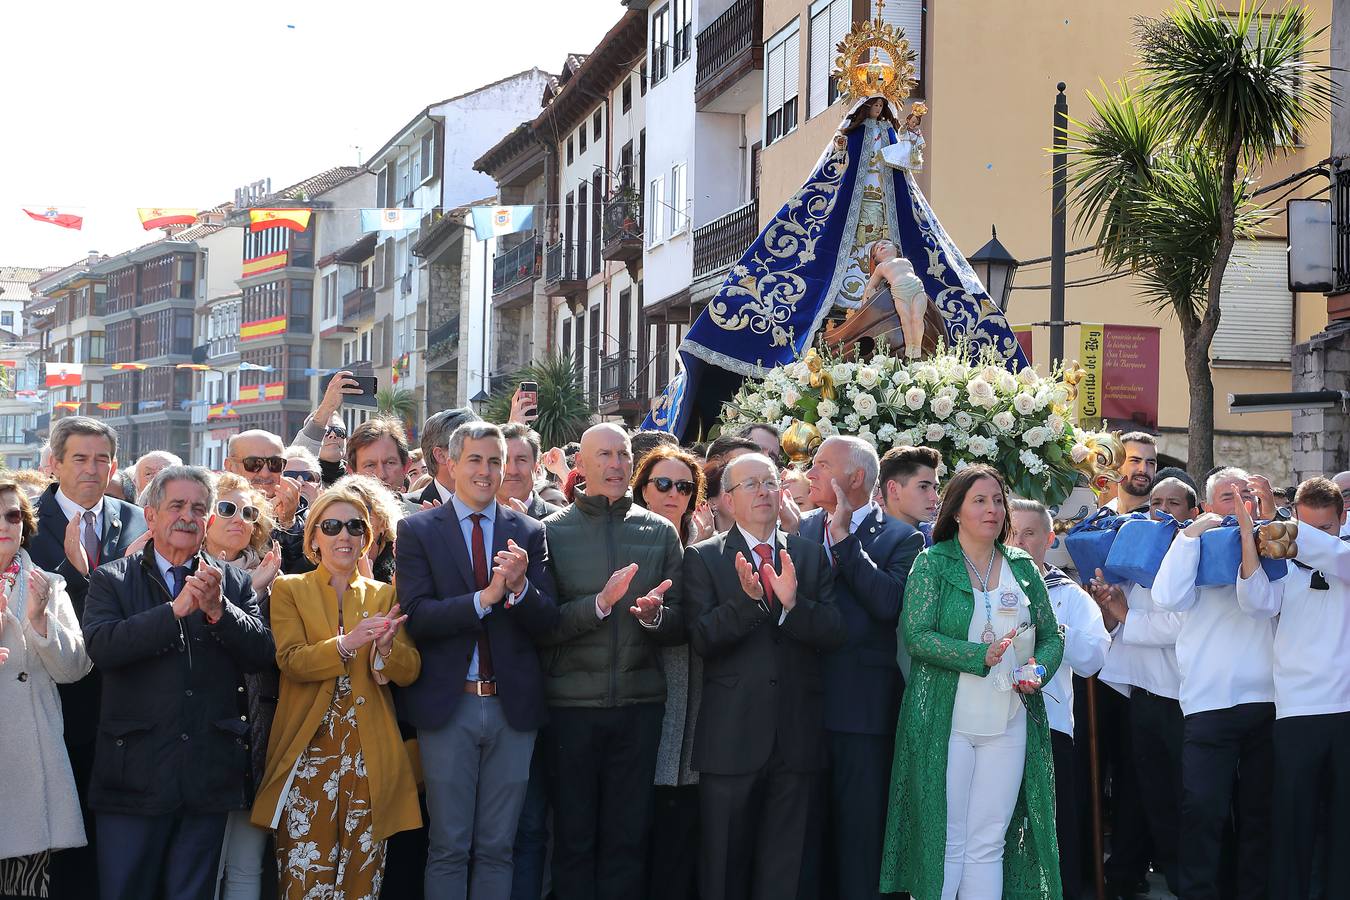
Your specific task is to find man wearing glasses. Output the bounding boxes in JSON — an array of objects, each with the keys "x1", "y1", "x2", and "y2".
[
  {"x1": 223, "y1": 430, "x2": 309, "y2": 574},
  {"x1": 683, "y1": 452, "x2": 844, "y2": 900}
]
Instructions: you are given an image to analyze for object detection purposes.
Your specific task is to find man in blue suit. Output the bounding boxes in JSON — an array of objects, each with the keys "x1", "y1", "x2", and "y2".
[
  {"x1": 396, "y1": 421, "x2": 559, "y2": 900},
  {"x1": 30, "y1": 416, "x2": 148, "y2": 900},
  {"x1": 799, "y1": 436, "x2": 925, "y2": 900}
]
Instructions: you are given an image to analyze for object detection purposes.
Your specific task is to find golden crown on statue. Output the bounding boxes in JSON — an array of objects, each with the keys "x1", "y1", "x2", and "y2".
[{"x1": 833, "y1": 0, "x2": 918, "y2": 108}]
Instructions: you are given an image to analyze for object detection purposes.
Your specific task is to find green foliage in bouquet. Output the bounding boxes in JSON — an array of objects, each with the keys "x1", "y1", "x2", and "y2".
[{"x1": 720, "y1": 339, "x2": 1099, "y2": 506}]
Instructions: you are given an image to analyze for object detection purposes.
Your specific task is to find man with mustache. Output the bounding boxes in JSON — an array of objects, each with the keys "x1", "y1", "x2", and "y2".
[
  {"x1": 29, "y1": 416, "x2": 147, "y2": 899},
  {"x1": 1107, "y1": 432, "x2": 1159, "y2": 514},
  {"x1": 81, "y1": 465, "x2": 273, "y2": 900}
]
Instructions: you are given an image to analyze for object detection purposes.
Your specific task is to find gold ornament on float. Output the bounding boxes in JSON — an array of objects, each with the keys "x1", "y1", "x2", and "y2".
[
  {"x1": 833, "y1": 0, "x2": 918, "y2": 109},
  {"x1": 781, "y1": 420, "x2": 824, "y2": 465}
]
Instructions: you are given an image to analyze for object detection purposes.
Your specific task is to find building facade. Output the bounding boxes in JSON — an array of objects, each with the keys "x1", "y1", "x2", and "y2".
[{"x1": 0, "y1": 266, "x2": 52, "y2": 468}]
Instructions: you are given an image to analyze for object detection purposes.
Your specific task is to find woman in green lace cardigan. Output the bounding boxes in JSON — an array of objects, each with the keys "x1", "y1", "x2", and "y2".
[{"x1": 879, "y1": 464, "x2": 1064, "y2": 899}]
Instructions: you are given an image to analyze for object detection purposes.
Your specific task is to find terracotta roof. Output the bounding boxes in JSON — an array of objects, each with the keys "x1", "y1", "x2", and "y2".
[
  {"x1": 275, "y1": 166, "x2": 366, "y2": 201},
  {"x1": 534, "y1": 12, "x2": 645, "y2": 139}
]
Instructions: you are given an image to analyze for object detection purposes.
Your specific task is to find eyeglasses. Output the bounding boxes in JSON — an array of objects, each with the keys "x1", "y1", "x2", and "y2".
[
  {"x1": 216, "y1": 500, "x2": 260, "y2": 523},
  {"x1": 0, "y1": 510, "x2": 22, "y2": 525},
  {"x1": 729, "y1": 477, "x2": 781, "y2": 494},
  {"x1": 325, "y1": 425, "x2": 348, "y2": 440},
  {"x1": 318, "y1": 518, "x2": 369, "y2": 537},
  {"x1": 239, "y1": 455, "x2": 286, "y2": 474},
  {"x1": 651, "y1": 477, "x2": 696, "y2": 496},
  {"x1": 284, "y1": 470, "x2": 318, "y2": 483}
]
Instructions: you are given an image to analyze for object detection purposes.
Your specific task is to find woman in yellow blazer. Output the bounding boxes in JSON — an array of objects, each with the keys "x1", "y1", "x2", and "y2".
[{"x1": 251, "y1": 485, "x2": 421, "y2": 900}]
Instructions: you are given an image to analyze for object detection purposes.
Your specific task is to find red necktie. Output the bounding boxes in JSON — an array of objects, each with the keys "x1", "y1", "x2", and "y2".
[
  {"x1": 470, "y1": 513, "x2": 494, "y2": 681},
  {"x1": 754, "y1": 543, "x2": 775, "y2": 606}
]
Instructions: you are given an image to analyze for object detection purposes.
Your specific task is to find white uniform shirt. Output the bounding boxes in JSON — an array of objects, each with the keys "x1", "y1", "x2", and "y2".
[
  {"x1": 1235, "y1": 525, "x2": 1350, "y2": 719},
  {"x1": 1153, "y1": 532, "x2": 1276, "y2": 716},
  {"x1": 1043, "y1": 570, "x2": 1111, "y2": 737},
  {"x1": 1098, "y1": 581, "x2": 1184, "y2": 701}
]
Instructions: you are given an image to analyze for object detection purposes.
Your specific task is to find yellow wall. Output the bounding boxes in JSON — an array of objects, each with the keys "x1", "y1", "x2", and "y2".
[{"x1": 759, "y1": 0, "x2": 1332, "y2": 437}]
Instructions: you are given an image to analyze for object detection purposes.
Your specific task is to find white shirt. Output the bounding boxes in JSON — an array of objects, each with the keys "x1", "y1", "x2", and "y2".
[
  {"x1": 1235, "y1": 525, "x2": 1350, "y2": 719},
  {"x1": 823, "y1": 502, "x2": 879, "y2": 554},
  {"x1": 952, "y1": 559, "x2": 1032, "y2": 737},
  {"x1": 1099, "y1": 582, "x2": 1183, "y2": 701},
  {"x1": 1153, "y1": 532, "x2": 1276, "y2": 716},
  {"x1": 735, "y1": 524, "x2": 789, "y2": 625},
  {"x1": 432, "y1": 479, "x2": 452, "y2": 505},
  {"x1": 1043, "y1": 575, "x2": 1111, "y2": 737},
  {"x1": 55, "y1": 488, "x2": 104, "y2": 557}
]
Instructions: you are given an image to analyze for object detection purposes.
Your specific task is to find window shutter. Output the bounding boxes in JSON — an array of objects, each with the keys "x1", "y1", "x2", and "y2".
[
  {"x1": 809, "y1": 3, "x2": 830, "y2": 119},
  {"x1": 1212, "y1": 240, "x2": 1292, "y2": 363},
  {"x1": 766, "y1": 41, "x2": 785, "y2": 117},
  {"x1": 383, "y1": 165, "x2": 397, "y2": 207},
  {"x1": 783, "y1": 25, "x2": 800, "y2": 104},
  {"x1": 881, "y1": 0, "x2": 923, "y2": 84},
  {"x1": 431, "y1": 123, "x2": 444, "y2": 182},
  {"x1": 830, "y1": 0, "x2": 850, "y2": 102}
]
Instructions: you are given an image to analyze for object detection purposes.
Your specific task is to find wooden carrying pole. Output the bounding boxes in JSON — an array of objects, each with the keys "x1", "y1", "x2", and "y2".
[{"x1": 1087, "y1": 674, "x2": 1106, "y2": 900}]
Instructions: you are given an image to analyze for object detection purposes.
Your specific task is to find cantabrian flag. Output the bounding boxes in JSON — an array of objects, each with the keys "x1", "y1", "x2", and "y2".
[
  {"x1": 249, "y1": 208, "x2": 311, "y2": 233},
  {"x1": 45, "y1": 362, "x2": 83, "y2": 388},
  {"x1": 24, "y1": 207, "x2": 83, "y2": 230},
  {"x1": 137, "y1": 208, "x2": 198, "y2": 230},
  {"x1": 241, "y1": 316, "x2": 286, "y2": 340},
  {"x1": 110, "y1": 362, "x2": 148, "y2": 371},
  {"x1": 262, "y1": 382, "x2": 285, "y2": 401}
]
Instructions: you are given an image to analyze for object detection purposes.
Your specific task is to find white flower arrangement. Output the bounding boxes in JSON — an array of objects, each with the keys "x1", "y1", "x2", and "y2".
[{"x1": 721, "y1": 339, "x2": 1096, "y2": 505}]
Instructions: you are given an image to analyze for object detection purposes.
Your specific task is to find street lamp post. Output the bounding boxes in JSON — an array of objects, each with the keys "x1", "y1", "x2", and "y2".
[
  {"x1": 1051, "y1": 82, "x2": 1069, "y2": 366},
  {"x1": 969, "y1": 225, "x2": 1020, "y2": 313}
]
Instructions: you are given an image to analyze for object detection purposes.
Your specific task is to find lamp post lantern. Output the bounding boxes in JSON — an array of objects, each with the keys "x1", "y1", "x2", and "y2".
[{"x1": 969, "y1": 225, "x2": 1020, "y2": 313}]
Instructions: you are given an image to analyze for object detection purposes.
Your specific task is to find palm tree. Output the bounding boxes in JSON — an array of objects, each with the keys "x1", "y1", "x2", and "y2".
[
  {"x1": 1066, "y1": 0, "x2": 1331, "y2": 474},
  {"x1": 376, "y1": 386, "x2": 419, "y2": 431},
  {"x1": 483, "y1": 354, "x2": 592, "y2": 449}
]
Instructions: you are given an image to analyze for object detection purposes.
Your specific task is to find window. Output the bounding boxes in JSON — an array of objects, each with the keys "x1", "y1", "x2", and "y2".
[
  {"x1": 620, "y1": 140, "x2": 634, "y2": 189},
  {"x1": 577, "y1": 182, "x2": 589, "y2": 277},
  {"x1": 622, "y1": 77, "x2": 633, "y2": 112},
  {"x1": 672, "y1": 0, "x2": 692, "y2": 67},
  {"x1": 651, "y1": 5, "x2": 669, "y2": 84},
  {"x1": 765, "y1": 20, "x2": 801, "y2": 145},
  {"x1": 290, "y1": 282, "x2": 312, "y2": 334},
  {"x1": 1213, "y1": 240, "x2": 1293, "y2": 364},
  {"x1": 593, "y1": 109, "x2": 602, "y2": 141},
  {"x1": 640, "y1": 61, "x2": 648, "y2": 95},
  {"x1": 421, "y1": 131, "x2": 435, "y2": 184},
  {"x1": 567, "y1": 136, "x2": 574, "y2": 165},
  {"x1": 411, "y1": 151, "x2": 422, "y2": 186},
  {"x1": 809, "y1": 0, "x2": 850, "y2": 118},
  {"x1": 1, "y1": 312, "x2": 12, "y2": 329},
  {"x1": 880, "y1": 0, "x2": 925, "y2": 96},
  {"x1": 647, "y1": 175, "x2": 666, "y2": 246},
  {"x1": 562, "y1": 319, "x2": 573, "y2": 362},
  {"x1": 591, "y1": 172, "x2": 603, "y2": 272},
  {"x1": 668, "y1": 162, "x2": 688, "y2": 236}
]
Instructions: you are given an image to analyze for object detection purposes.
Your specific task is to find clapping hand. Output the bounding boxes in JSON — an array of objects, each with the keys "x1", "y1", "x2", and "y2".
[
  {"x1": 492, "y1": 539, "x2": 529, "y2": 596},
  {"x1": 763, "y1": 552, "x2": 799, "y2": 609},
  {"x1": 342, "y1": 614, "x2": 388, "y2": 651},
  {"x1": 778, "y1": 487, "x2": 802, "y2": 535},
  {"x1": 734, "y1": 552, "x2": 765, "y2": 601},
  {"x1": 596, "y1": 563, "x2": 638, "y2": 613},
  {"x1": 1087, "y1": 568, "x2": 1128, "y2": 630},
  {"x1": 25, "y1": 569, "x2": 51, "y2": 637},
  {"x1": 827, "y1": 479, "x2": 853, "y2": 544},
  {"x1": 984, "y1": 626, "x2": 1017, "y2": 668},
  {"x1": 691, "y1": 501, "x2": 716, "y2": 543},
  {"x1": 62, "y1": 515, "x2": 90, "y2": 577},
  {"x1": 374, "y1": 603, "x2": 408, "y2": 658},
  {"x1": 251, "y1": 542, "x2": 282, "y2": 594},
  {"x1": 185, "y1": 563, "x2": 225, "y2": 624},
  {"x1": 630, "y1": 578, "x2": 672, "y2": 626}
]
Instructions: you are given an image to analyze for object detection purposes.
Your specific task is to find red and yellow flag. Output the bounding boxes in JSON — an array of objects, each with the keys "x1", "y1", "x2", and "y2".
[
  {"x1": 54, "y1": 401, "x2": 81, "y2": 411},
  {"x1": 137, "y1": 208, "x2": 198, "y2": 230},
  {"x1": 110, "y1": 362, "x2": 148, "y2": 371},
  {"x1": 208, "y1": 403, "x2": 238, "y2": 418},
  {"x1": 249, "y1": 208, "x2": 311, "y2": 233},
  {"x1": 241, "y1": 316, "x2": 286, "y2": 340},
  {"x1": 237, "y1": 385, "x2": 261, "y2": 403},
  {"x1": 175, "y1": 363, "x2": 211, "y2": 372},
  {"x1": 97, "y1": 402, "x2": 123, "y2": 411},
  {"x1": 25, "y1": 208, "x2": 83, "y2": 230},
  {"x1": 45, "y1": 362, "x2": 83, "y2": 388},
  {"x1": 263, "y1": 382, "x2": 285, "y2": 401},
  {"x1": 0, "y1": 360, "x2": 16, "y2": 368},
  {"x1": 242, "y1": 250, "x2": 288, "y2": 277}
]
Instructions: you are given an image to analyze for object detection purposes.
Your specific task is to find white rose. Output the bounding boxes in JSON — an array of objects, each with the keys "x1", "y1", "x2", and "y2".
[
  {"x1": 966, "y1": 436, "x2": 988, "y2": 457},
  {"x1": 1034, "y1": 385, "x2": 1053, "y2": 410},
  {"x1": 796, "y1": 366, "x2": 814, "y2": 387},
  {"x1": 925, "y1": 423, "x2": 946, "y2": 443},
  {"x1": 1013, "y1": 392, "x2": 1037, "y2": 416},
  {"x1": 855, "y1": 393, "x2": 879, "y2": 419},
  {"x1": 1047, "y1": 413, "x2": 1065, "y2": 434},
  {"x1": 936, "y1": 461, "x2": 949, "y2": 478},
  {"x1": 762, "y1": 401, "x2": 782, "y2": 422},
  {"x1": 954, "y1": 410, "x2": 974, "y2": 431},
  {"x1": 817, "y1": 418, "x2": 838, "y2": 437},
  {"x1": 844, "y1": 413, "x2": 861, "y2": 430},
  {"x1": 817, "y1": 398, "x2": 839, "y2": 420},
  {"x1": 966, "y1": 378, "x2": 997, "y2": 409},
  {"x1": 891, "y1": 369, "x2": 913, "y2": 387},
  {"x1": 781, "y1": 386, "x2": 801, "y2": 408},
  {"x1": 992, "y1": 410, "x2": 1016, "y2": 432},
  {"x1": 1052, "y1": 385, "x2": 1070, "y2": 405},
  {"x1": 952, "y1": 460, "x2": 968, "y2": 474},
  {"x1": 830, "y1": 363, "x2": 853, "y2": 385},
  {"x1": 1070, "y1": 442, "x2": 1092, "y2": 464},
  {"x1": 937, "y1": 385, "x2": 959, "y2": 401},
  {"x1": 930, "y1": 396, "x2": 955, "y2": 419},
  {"x1": 915, "y1": 364, "x2": 940, "y2": 385},
  {"x1": 1017, "y1": 367, "x2": 1041, "y2": 386},
  {"x1": 1022, "y1": 426, "x2": 1049, "y2": 448},
  {"x1": 980, "y1": 365, "x2": 1003, "y2": 384},
  {"x1": 905, "y1": 387, "x2": 927, "y2": 410},
  {"x1": 877, "y1": 423, "x2": 898, "y2": 443},
  {"x1": 857, "y1": 426, "x2": 878, "y2": 447},
  {"x1": 996, "y1": 370, "x2": 1018, "y2": 394},
  {"x1": 856, "y1": 365, "x2": 880, "y2": 389}
]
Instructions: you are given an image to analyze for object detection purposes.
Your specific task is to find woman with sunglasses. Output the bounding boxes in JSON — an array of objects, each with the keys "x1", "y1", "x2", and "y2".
[
  {"x1": 251, "y1": 485, "x2": 421, "y2": 899},
  {"x1": 631, "y1": 446, "x2": 707, "y2": 900},
  {"x1": 205, "y1": 473, "x2": 283, "y2": 900},
  {"x1": 331, "y1": 475, "x2": 403, "y2": 585},
  {"x1": 0, "y1": 475, "x2": 91, "y2": 900}
]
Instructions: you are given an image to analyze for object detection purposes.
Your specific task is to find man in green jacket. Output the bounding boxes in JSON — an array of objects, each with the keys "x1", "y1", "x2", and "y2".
[{"x1": 540, "y1": 422, "x2": 685, "y2": 899}]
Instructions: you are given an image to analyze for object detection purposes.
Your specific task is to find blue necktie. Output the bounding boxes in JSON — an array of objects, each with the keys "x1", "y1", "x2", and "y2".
[{"x1": 169, "y1": 565, "x2": 189, "y2": 598}]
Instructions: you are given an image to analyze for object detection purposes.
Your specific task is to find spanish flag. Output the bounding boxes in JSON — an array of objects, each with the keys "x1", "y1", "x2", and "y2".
[
  {"x1": 45, "y1": 362, "x2": 83, "y2": 388},
  {"x1": 242, "y1": 250, "x2": 288, "y2": 277},
  {"x1": 54, "y1": 401, "x2": 81, "y2": 411},
  {"x1": 241, "y1": 316, "x2": 286, "y2": 340},
  {"x1": 263, "y1": 382, "x2": 285, "y2": 401},
  {"x1": 110, "y1": 362, "x2": 148, "y2": 371},
  {"x1": 175, "y1": 363, "x2": 211, "y2": 372},
  {"x1": 249, "y1": 208, "x2": 311, "y2": 233},
  {"x1": 237, "y1": 385, "x2": 261, "y2": 403},
  {"x1": 97, "y1": 402, "x2": 123, "y2": 411},
  {"x1": 0, "y1": 360, "x2": 16, "y2": 368},
  {"x1": 137, "y1": 208, "x2": 198, "y2": 230},
  {"x1": 208, "y1": 403, "x2": 238, "y2": 418}
]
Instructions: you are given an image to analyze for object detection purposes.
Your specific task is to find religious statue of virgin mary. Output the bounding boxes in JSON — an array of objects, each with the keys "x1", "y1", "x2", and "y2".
[{"x1": 645, "y1": 7, "x2": 1029, "y2": 437}]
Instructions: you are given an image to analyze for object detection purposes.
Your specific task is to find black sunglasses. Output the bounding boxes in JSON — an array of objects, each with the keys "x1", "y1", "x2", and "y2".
[
  {"x1": 283, "y1": 470, "x2": 318, "y2": 483},
  {"x1": 1, "y1": 509, "x2": 22, "y2": 525},
  {"x1": 325, "y1": 425, "x2": 348, "y2": 439},
  {"x1": 216, "y1": 500, "x2": 259, "y2": 523},
  {"x1": 651, "y1": 477, "x2": 696, "y2": 496},
  {"x1": 318, "y1": 518, "x2": 368, "y2": 537},
  {"x1": 239, "y1": 455, "x2": 286, "y2": 474}
]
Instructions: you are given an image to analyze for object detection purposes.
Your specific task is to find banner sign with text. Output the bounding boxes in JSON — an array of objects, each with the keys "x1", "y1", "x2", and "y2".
[
  {"x1": 1076, "y1": 324, "x2": 1104, "y2": 429},
  {"x1": 1100, "y1": 325, "x2": 1160, "y2": 430}
]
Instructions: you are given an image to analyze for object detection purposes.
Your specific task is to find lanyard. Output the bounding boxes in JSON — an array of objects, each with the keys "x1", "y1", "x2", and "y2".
[{"x1": 961, "y1": 546, "x2": 998, "y2": 643}]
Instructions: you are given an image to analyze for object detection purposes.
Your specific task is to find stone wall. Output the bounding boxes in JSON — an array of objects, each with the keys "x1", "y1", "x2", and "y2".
[
  {"x1": 1290, "y1": 326, "x2": 1350, "y2": 482},
  {"x1": 493, "y1": 305, "x2": 523, "y2": 375},
  {"x1": 1155, "y1": 431, "x2": 1294, "y2": 485}
]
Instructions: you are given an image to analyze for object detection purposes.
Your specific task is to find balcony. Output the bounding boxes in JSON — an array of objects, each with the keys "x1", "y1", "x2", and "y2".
[
  {"x1": 693, "y1": 201, "x2": 759, "y2": 278},
  {"x1": 493, "y1": 234, "x2": 539, "y2": 308},
  {"x1": 425, "y1": 317, "x2": 459, "y2": 364},
  {"x1": 598, "y1": 351, "x2": 647, "y2": 417},
  {"x1": 601, "y1": 191, "x2": 643, "y2": 272},
  {"x1": 343, "y1": 286, "x2": 376, "y2": 324},
  {"x1": 695, "y1": 0, "x2": 763, "y2": 110},
  {"x1": 543, "y1": 240, "x2": 586, "y2": 300}
]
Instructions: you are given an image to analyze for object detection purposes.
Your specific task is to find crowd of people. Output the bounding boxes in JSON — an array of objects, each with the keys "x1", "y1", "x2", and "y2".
[{"x1": 0, "y1": 369, "x2": 1346, "y2": 900}]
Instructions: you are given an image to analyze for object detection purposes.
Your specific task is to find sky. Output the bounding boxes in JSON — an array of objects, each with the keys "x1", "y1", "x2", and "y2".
[{"x1": 0, "y1": 0, "x2": 622, "y2": 269}]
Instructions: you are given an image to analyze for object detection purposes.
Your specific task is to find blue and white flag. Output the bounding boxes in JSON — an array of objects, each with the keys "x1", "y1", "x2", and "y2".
[
  {"x1": 360, "y1": 208, "x2": 425, "y2": 233},
  {"x1": 470, "y1": 205, "x2": 535, "y2": 241},
  {"x1": 238, "y1": 361, "x2": 274, "y2": 372}
]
